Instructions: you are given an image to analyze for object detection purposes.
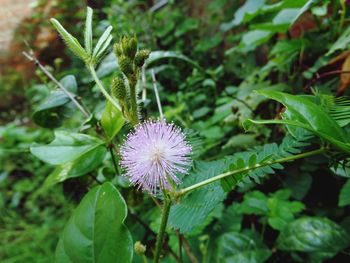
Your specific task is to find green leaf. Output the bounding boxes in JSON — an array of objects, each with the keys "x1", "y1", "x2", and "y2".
[
  {"x1": 43, "y1": 145, "x2": 106, "y2": 188},
  {"x1": 290, "y1": 0, "x2": 317, "y2": 25},
  {"x1": 50, "y1": 18, "x2": 88, "y2": 61},
  {"x1": 215, "y1": 232, "x2": 271, "y2": 263},
  {"x1": 273, "y1": 8, "x2": 301, "y2": 27},
  {"x1": 92, "y1": 26, "x2": 113, "y2": 58},
  {"x1": 239, "y1": 30, "x2": 273, "y2": 52},
  {"x1": 237, "y1": 191, "x2": 269, "y2": 215},
  {"x1": 277, "y1": 217, "x2": 350, "y2": 261},
  {"x1": 101, "y1": 102, "x2": 125, "y2": 141},
  {"x1": 216, "y1": 203, "x2": 242, "y2": 233},
  {"x1": 55, "y1": 182, "x2": 133, "y2": 263},
  {"x1": 84, "y1": 7, "x2": 93, "y2": 55},
  {"x1": 95, "y1": 35, "x2": 113, "y2": 61},
  {"x1": 30, "y1": 131, "x2": 105, "y2": 165},
  {"x1": 146, "y1": 51, "x2": 203, "y2": 71},
  {"x1": 327, "y1": 25, "x2": 350, "y2": 56},
  {"x1": 32, "y1": 75, "x2": 78, "y2": 128},
  {"x1": 220, "y1": 0, "x2": 265, "y2": 31},
  {"x1": 245, "y1": 91, "x2": 350, "y2": 153},
  {"x1": 169, "y1": 160, "x2": 227, "y2": 233},
  {"x1": 339, "y1": 179, "x2": 350, "y2": 207},
  {"x1": 284, "y1": 173, "x2": 312, "y2": 200},
  {"x1": 175, "y1": 18, "x2": 199, "y2": 37}
]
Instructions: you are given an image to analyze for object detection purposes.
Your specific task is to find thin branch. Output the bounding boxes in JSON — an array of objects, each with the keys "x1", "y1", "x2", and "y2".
[
  {"x1": 149, "y1": 0, "x2": 168, "y2": 12},
  {"x1": 180, "y1": 235, "x2": 199, "y2": 263},
  {"x1": 22, "y1": 51, "x2": 90, "y2": 118},
  {"x1": 151, "y1": 69, "x2": 164, "y2": 120},
  {"x1": 304, "y1": 70, "x2": 350, "y2": 91}
]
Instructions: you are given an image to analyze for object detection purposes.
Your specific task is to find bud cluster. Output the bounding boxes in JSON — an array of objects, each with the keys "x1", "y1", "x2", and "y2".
[
  {"x1": 111, "y1": 36, "x2": 151, "y2": 125},
  {"x1": 113, "y1": 36, "x2": 150, "y2": 77}
]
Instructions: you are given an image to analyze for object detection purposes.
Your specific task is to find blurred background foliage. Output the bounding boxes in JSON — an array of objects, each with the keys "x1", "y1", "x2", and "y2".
[{"x1": 2, "y1": 0, "x2": 350, "y2": 262}]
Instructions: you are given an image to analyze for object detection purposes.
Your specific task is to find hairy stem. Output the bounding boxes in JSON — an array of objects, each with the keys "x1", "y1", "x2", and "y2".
[
  {"x1": 88, "y1": 64, "x2": 122, "y2": 111},
  {"x1": 175, "y1": 148, "x2": 325, "y2": 197},
  {"x1": 153, "y1": 197, "x2": 171, "y2": 263}
]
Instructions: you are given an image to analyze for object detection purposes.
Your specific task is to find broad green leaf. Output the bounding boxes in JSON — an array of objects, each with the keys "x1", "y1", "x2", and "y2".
[
  {"x1": 273, "y1": 8, "x2": 300, "y2": 27},
  {"x1": 237, "y1": 191, "x2": 268, "y2": 215},
  {"x1": 284, "y1": 173, "x2": 312, "y2": 200},
  {"x1": 101, "y1": 102, "x2": 125, "y2": 140},
  {"x1": 239, "y1": 30, "x2": 273, "y2": 52},
  {"x1": 56, "y1": 182, "x2": 133, "y2": 263},
  {"x1": 277, "y1": 217, "x2": 350, "y2": 260},
  {"x1": 32, "y1": 75, "x2": 78, "y2": 128},
  {"x1": 215, "y1": 232, "x2": 271, "y2": 263},
  {"x1": 169, "y1": 160, "x2": 227, "y2": 233},
  {"x1": 30, "y1": 131, "x2": 105, "y2": 165},
  {"x1": 245, "y1": 91, "x2": 350, "y2": 153},
  {"x1": 290, "y1": 0, "x2": 317, "y2": 24},
  {"x1": 339, "y1": 179, "x2": 350, "y2": 207},
  {"x1": 43, "y1": 145, "x2": 106, "y2": 188},
  {"x1": 220, "y1": 0, "x2": 265, "y2": 31},
  {"x1": 31, "y1": 131, "x2": 106, "y2": 187}
]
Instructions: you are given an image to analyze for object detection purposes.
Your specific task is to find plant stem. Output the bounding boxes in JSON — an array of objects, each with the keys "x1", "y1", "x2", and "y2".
[
  {"x1": 175, "y1": 148, "x2": 325, "y2": 197},
  {"x1": 129, "y1": 82, "x2": 139, "y2": 125},
  {"x1": 88, "y1": 64, "x2": 122, "y2": 111},
  {"x1": 153, "y1": 196, "x2": 171, "y2": 263},
  {"x1": 108, "y1": 146, "x2": 119, "y2": 175}
]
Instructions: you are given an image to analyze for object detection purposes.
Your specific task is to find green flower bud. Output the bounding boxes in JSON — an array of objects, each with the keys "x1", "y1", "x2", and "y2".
[
  {"x1": 124, "y1": 37, "x2": 138, "y2": 59},
  {"x1": 119, "y1": 55, "x2": 133, "y2": 76},
  {"x1": 114, "y1": 43, "x2": 122, "y2": 58},
  {"x1": 134, "y1": 241, "x2": 146, "y2": 255},
  {"x1": 134, "y1": 49, "x2": 150, "y2": 67},
  {"x1": 111, "y1": 77, "x2": 126, "y2": 101}
]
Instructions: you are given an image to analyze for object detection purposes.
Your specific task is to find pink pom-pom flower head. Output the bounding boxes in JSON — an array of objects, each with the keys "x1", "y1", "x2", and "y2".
[{"x1": 120, "y1": 121, "x2": 192, "y2": 194}]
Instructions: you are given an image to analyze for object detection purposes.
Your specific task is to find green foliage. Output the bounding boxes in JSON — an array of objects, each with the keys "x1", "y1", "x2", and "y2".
[
  {"x1": 101, "y1": 102, "x2": 125, "y2": 141},
  {"x1": 222, "y1": 129, "x2": 312, "y2": 191},
  {"x1": 30, "y1": 131, "x2": 106, "y2": 187},
  {"x1": 32, "y1": 75, "x2": 77, "y2": 128},
  {"x1": 169, "y1": 160, "x2": 227, "y2": 233},
  {"x1": 215, "y1": 231, "x2": 271, "y2": 263},
  {"x1": 245, "y1": 91, "x2": 350, "y2": 153},
  {"x1": 4, "y1": 1, "x2": 350, "y2": 262},
  {"x1": 277, "y1": 217, "x2": 350, "y2": 261},
  {"x1": 50, "y1": 18, "x2": 88, "y2": 61},
  {"x1": 238, "y1": 189, "x2": 305, "y2": 231},
  {"x1": 339, "y1": 179, "x2": 350, "y2": 207},
  {"x1": 56, "y1": 182, "x2": 133, "y2": 263}
]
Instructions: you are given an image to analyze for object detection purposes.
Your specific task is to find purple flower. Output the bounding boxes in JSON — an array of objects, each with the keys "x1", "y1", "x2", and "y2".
[{"x1": 120, "y1": 121, "x2": 192, "y2": 194}]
